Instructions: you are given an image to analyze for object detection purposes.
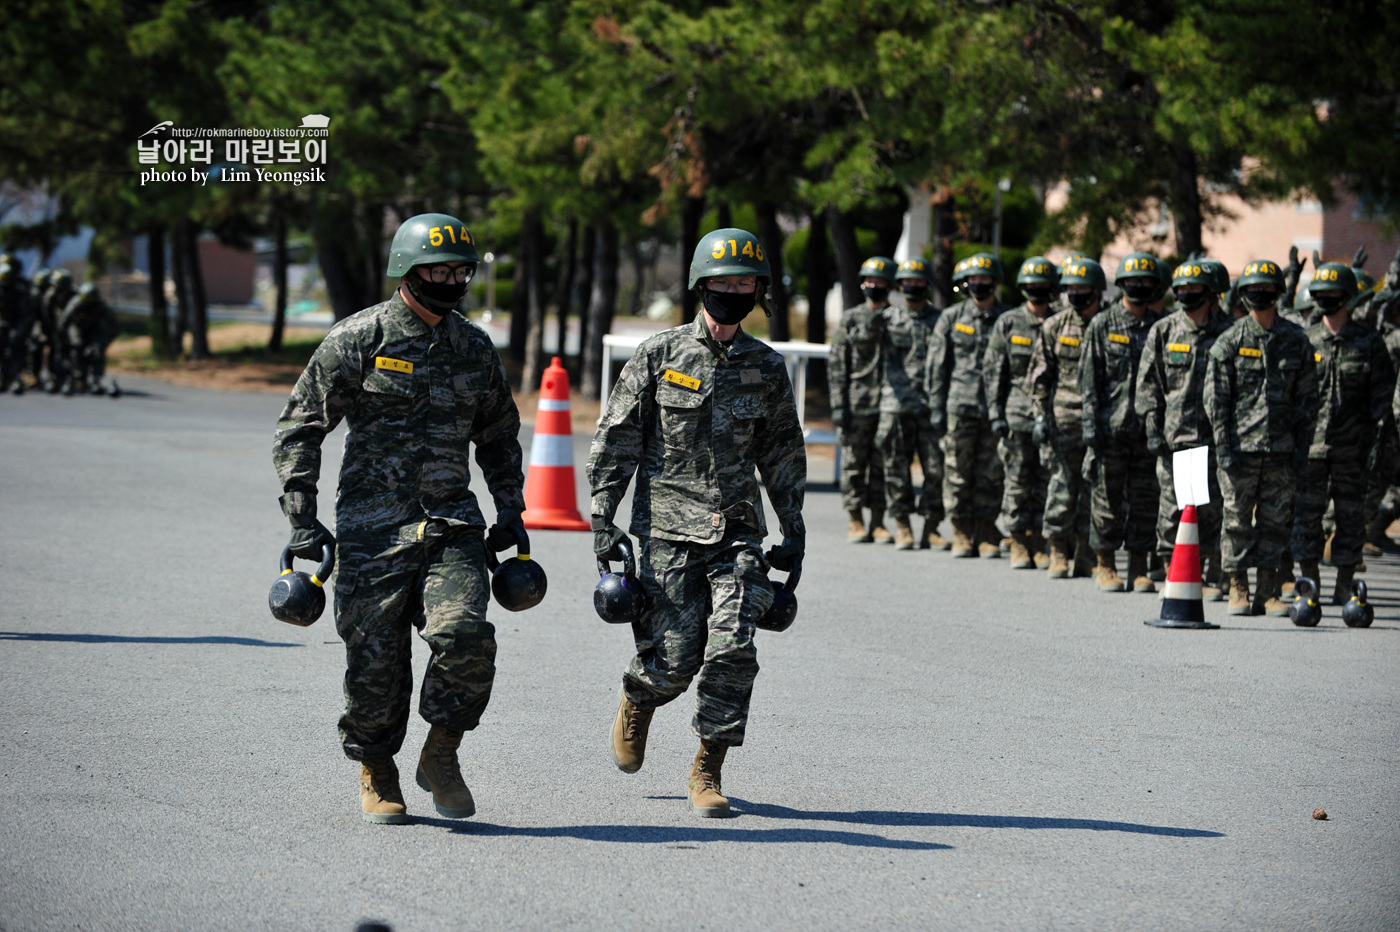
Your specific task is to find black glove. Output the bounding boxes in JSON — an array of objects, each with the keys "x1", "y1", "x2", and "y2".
[
  {"x1": 930, "y1": 411, "x2": 947, "y2": 438},
  {"x1": 766, "y1": 534, "x2": 806, "y2": 572},
  {"x1": 990, "y1": 417, "x2": 1009, "y2": 439},
  {"x1": 1313, "y1": 249, "x2": 1323, "y2": 270},
  {"x1": 288, "y1": 514, "x2": 335, "y2": 561},
  {"x1": 1287, "y1": 245, "x2": 1303, "y2": 276},
  {"x1": 487, "y1": 512, "x2": 528, "y2": 553},
  {"x1": 1146, "y1": 434, "x2": 1168, "y2": 457},
  {"x1": 592, "y1": 517, "x2": 628, "y2": 561},
  {"x1": 1032, "y1": 416, "x2": 1050, "y2": 446},
  {"x1": 1353, "y1": 244, "x2": 1368, "y2": 269}
]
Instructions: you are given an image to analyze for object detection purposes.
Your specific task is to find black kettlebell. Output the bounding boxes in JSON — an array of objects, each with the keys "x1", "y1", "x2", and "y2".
[
  {"x1": 595, "y1": 536, "x2": 647, "y2": 625},
  {"x1": 1342, "y1": 579, "x2": 1374, "y2": 628},
  {"x1": 269, "y1": 544, "x2": 335, "y2": 627},
  {"x1": 486, "y1": 528, "x2": 547, "y2": 612},
  {"x1": 757, "y1": 559, "x2": 802, "y2": 633},
  {"x1": 1289, "y1": 577, "x2": 1322, "y2": 628}
]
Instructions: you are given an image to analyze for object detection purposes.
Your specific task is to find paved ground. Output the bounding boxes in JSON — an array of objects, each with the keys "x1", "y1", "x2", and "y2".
[{"x1": 1, "y1": 377, "x2": 1397, "y2": 932}]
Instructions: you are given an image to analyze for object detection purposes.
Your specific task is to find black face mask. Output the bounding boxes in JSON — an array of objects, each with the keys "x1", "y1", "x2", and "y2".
[
  {"x1": 1314, "y1": 292, "x2": 1348, "y2": 315},
  {"x1": 703, "y1": 288, "x2": 757, "y2": 326},
  {"x1": 1021, "y1": 286, "x2": 1053, "y2": 305},
  {"x1": 968, "y1": 281, "x2": 997, "y2": 300},
  {"x1": 1066, "y1": 291, "x2": 1096, "y2": 311},
  {"x1": 863, "y1": 285, "x2": 889, "y2": 305},
  {"x1": 1242, "y1": 288, "x2": 1278, "y2": 311},
  {"x1": 901, "y1": 284, "x2": 929, "y2": 302},
  {"x1": 406, "y1": 273, "x2": 468, "y2": 312},
  {"x1": 1122, "y1": 282, "x2": 1160, "y2": 304},
  {"x1": 1175, "y1": 290, "x2": 1209, "y2": 311}
]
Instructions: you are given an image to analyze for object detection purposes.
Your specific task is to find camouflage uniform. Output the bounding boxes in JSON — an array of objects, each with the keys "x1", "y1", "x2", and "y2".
[
  {"x1": 878, "y1": 302, "x2": 943, "y2": 522},
  {"x1": 829, "y1": 303, "x2": 887, "y2": 512},
  {"x1": 0, "y1": 272, "x2": 35, "y2": 389},
  {"x1": 588, "y1": 316, "x2": 806, "y2": 747},
  {"x1": 1204, "y1": 315, "x2": 1319, "y2": 573},
  {"x1": 1136, "y1": 308, "x2": 1234, "y2": 558},
  {"x1": 1292, "y1": 320, "x2": 1392, "y2": 565},
  {"x1": 1028, "y1": 306, "x2": 1095, "y2": 542},
  {"x1": 984, "y1": 304, "x2": 1048, "y2": 533},
  {"x1": 927, "y1": 297, "x2": 1007, "y2": 521},
  {"x1": 273, "y1": 291, "x2": 525, "y2": 762},
  {"x1": 59, "y1": 291, "x2": 119, "y2": 388},
  {"x1": 1080, "y1": 301, "x2": 1161, "y2": 554}
]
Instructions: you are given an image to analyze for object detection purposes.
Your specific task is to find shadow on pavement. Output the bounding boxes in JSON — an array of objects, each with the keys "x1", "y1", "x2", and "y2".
[
  {"x1": 0, "y1": 631, "x2": 302, "y2": 648},
  {"x1": 410, "y1": 817, "x2": 949, "y2": 849}
]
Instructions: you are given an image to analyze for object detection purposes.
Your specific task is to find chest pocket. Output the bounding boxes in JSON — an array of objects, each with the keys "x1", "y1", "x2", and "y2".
[
  {"x1": 732, "y1": 393, "x2": 765, "y2": 420},
  {"x1": 361, "y1": 365, "x2": 419, "y2": 401},
  {"x1": 452, "y1": 368, "x2": 490, "y2": 397},
  {"x1": 1166, "y1": 350, "x2": 1191, "y2": 367},
  {"x1": 1237, "y1": 355, "x2": 1265, "y2": 389},
  {"x1": 656, "y1": 381, "x2": 709, "y2": 451}
]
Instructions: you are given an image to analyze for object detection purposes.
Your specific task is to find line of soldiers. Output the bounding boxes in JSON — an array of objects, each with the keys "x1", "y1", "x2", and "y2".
[
  {"x1": 0, "y1": 256, "x2": 120, "y2": 397},
  {"x1": 830, "y1": 244, "x2": 1400, "y2": 617}
]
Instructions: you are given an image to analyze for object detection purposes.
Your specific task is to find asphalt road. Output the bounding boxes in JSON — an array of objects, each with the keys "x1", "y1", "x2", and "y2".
[{"x1": 1, "y1": 376, "x2": 1397, "y2": 932}]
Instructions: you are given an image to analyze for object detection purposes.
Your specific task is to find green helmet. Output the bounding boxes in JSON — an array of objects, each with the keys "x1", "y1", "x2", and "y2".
[
  {"x1": 386, "y1": 212, "x2": 480, "y2": 278},
  {"x1": 1171, "y1": 261, "x2": 1213, "y2": 290},
  {"x1": 33, "y1": 268, "x2": 51, "y2": 287},
  {"x1": 1016, "y1": 256, "x2": 1059, "y2": 286},
  {"x1": 52, "y1": 268, "x2": 72, "y2": 286},
  {"x1": 954, "y1": 252, "x2": 1002, "y2": 284},
  {"x1": 1238, "y1": 259, "x2": 1285, "y2": 291},
  {"x1": 1351, "y1": 268, "x2": 1376, "y2": 308},
  {"x1": 78, "y1": 282, "x2": 97, "y2": 299},
  {"x1": 858, "y1": 256, "x2": 897, "y2": 284},
  {"x1": 1058, "y1": 251, "x2": 1092, "y2": 273},
  {"x1": 1114, "y1": 252, "x2": 1163, "y2": 285},
  {"x1": 1197, "y1": 259, "x2": 1230, "y2": 295},
  {"x1": 1059, "y1": 257, "x2": 1106, "y2": 292},
  {"x1": 1306, "y1": 262, "x2": 1355, "y2": 295},
  {"x1": 895, "y1": 257, "x2": 932, "y2": 281},
  {"x1": 689, "y1": 228, "x2": 770, "y2": 289}
]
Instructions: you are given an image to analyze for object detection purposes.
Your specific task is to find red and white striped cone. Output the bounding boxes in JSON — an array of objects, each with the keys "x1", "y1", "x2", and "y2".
[
  {"x1": 1146, "y1": 504, "x2": 1218, "y2": 629},
  {"x1": 521, "y1": 357, "x2": 591, "y2": 531}
]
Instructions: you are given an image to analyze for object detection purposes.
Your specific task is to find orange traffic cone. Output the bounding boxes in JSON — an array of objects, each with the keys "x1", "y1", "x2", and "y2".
[
  {"x1": 1146, "y1": 504, "x2": 1218, "y2": 629},
  {"x1": 522, "y1": 357, "x2": 591, "y2": 531}
]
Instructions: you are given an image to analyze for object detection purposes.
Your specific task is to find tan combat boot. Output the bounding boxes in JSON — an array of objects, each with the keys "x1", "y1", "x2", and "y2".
[
  {"x1": 1095, "y1": 551, "x2": 1125, "y2": 592},
  {"x1": 1046, "y1": 538, "x2": 1071, "y2": 578},
  {"x1": 1128, "y1": 552, "x2": 1156, "y2": 593},
  {"x1": 1202, "y1": 549, "x2": 1224, "y2": 602},
  {"x1": 611, "y1": 693, "x2": 654, "y2": 774},
  {"x1": 1278, "y1": 560, "x2": 1296, "y2": 597},
  {"x1": 848, "y1": 509, "x2": 872, "y2": 543},
  {"x1": 1031, "y1": 531, "x2": 1051, "y2": 570},
  {"x1": 1332, "y1": 564, "x2": 1357, "y2": 607},
  {"x1": 1072, "y1": 536, "x2": 1096, "y2": 578},
  {"x1": 1253, "y1": 568, "x2": 1289, "y2": 617},
  {"x1": 416, "y1": 725, "x2": 476, "y2": 819},
  {"x1": 922, "y1": 518, "x2": 951, "y2": 551},
  {"x1": 1008, "y1": 529, "x2": 1034, "y2": 569},
  {"x1": 894, "y1": 516, "x2": 916, "y2": 551},
  {"x1": 1227, "y1": 571, "x2": 1251, "y2": 615},
  {"x1": 978, "y1": 519, "x2": 1002, "y2": 559},
  {"x1": 869, "y1": 509, "x2": 894, "y2": 545},
  {"x1": 360, "y1": 759, "x2": 409, "y2": 825},
  {"x1": 950, "y1": 518, "x2": 976, "y2": 557},
  {"x1": 688, "y1": 742, "x2": 732, "y2": 818}
]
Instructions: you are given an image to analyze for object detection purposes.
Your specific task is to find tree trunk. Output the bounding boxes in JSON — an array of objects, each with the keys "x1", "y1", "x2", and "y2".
[
  {"x1": 576, "y1": 224, "x2": 597, "y2": 359},
  {"x1": 508, "y1": 222, "x2": 530, "y2": 365},
  {"x1": 554, "y1": 218, "x2": 577, "y2": 361},
  {"x1": 269, "y1": 211, "x2": 288, "y2": 352},
  {"x1": 315, "y1": 198, "x2": 381, "y2": 321},
  {"x1": 804, "y1": 210, "x2": 831, "y2": 389},
  {"x1": 756, "y1": 201, "x2": 789, "y2": 342},
  {"x1": 580, "y1": 221, "x2": 619, "y2": 401},
  {"x1": 680, "y1": 195, "x2": 704, "y2": 324},
  {"x1": 1170, "y1": 141, "x2": 1204, "y2": 261},
  {"x1": 931, "y1": 191, "x2": 958, "y2": 309},
  {"x1": 183, "y1": 221, "x2": 209, "y2": 360},
  {"x1": 826, "y1": 206, "x2": 862, "y2": 311},
  {"x1": 147, "y1": 225, "x2": 171, "y2": 359},
  {"x1": 521, "y1": 211, "x2": 548, "y2": 390},
  {"x1": 628, "y1": 240, "x2": 646, "y2": 318},
  {"x1": 170, "y1": 222, "x2": 191, "y2": 357},
  {"x1": 717, "y1": 202, "x2": 732, "y2": 230}
]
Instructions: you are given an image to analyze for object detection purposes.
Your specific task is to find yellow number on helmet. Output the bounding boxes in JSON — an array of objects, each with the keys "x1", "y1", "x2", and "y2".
[
  {"x1": 755, "y1": 244, "x2": 764, "y2": 261},
  {"x1": 429, "y1": 227, "x2": 444, "y2": 247},
  {"x1": 741, "y1": 240, "x2": 754, "y2": 258},
  {"x1": 712, "y1": 241, "x2": 725, "y2": 259}
]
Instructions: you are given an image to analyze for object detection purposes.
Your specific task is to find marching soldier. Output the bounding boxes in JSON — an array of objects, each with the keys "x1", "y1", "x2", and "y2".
[
  {"x1": 59, "y1": 283, "x2": 120, "y2": 395},
  {"x1": 879, "y1": 257, "x2": 948, "y2": 550},
  {"x1": 0, "y1": 257, "x2": 35, "y2": 394},
  {"x1": 1205, "y1": 259, "x2": 1319, "y2": 616},
  {"x1": 927, "y1": 253, "x2": 1008, "y2": 558},
  {"x1": 984, "y1": 256, "x2": 1058, "y2": 569},
  {"x1": 830, "y1": 256, "x2": 895, "y2": 543},
  {"x1": 590, "y1": 228, "x2": 806, "y2": 819},
  {"x1": 1080, "y1": 253, "x2": 1164, "y2": 593}
]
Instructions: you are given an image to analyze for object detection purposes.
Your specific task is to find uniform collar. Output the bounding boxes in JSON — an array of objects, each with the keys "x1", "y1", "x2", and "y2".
[
  {"x1": 386, "y1": 289, "x2": 437, "y2": 341},
  {"x1": 691, "y1": 314, "x2": 761, "y2": 362}
]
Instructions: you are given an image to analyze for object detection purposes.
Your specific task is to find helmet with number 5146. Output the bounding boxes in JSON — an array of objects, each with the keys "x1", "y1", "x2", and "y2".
[
  {"x1": 386, "y1": 212, "x2": 480, "y2": 278},
  {"x1": 689, "y1": 228, "x2": 770, "y2": 289}
]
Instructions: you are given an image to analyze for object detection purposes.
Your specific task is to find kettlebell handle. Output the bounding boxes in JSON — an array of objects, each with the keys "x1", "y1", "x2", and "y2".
[
  {"x1": 486, "y1": 526, "x2": 532, "y2": 572},
  {"x1": 1352, "y1": 579, "x2": 1367, "y2": 603},
  {"x1": 1295, "y1": 577, "x2": 1317, "y2": 601},
  {"x1": 779, "y1": 557, "x2": 803, "y2": 595},
  {"x1": 279, "y1": 544, "x2": 336, "y2": 587},
  {"x1": 597, "y1": 536, "x2": 638, "y2": 581}
]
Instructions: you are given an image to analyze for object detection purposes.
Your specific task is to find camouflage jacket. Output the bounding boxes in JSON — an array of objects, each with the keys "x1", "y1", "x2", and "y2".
[
  {"x1": 60, "y1": 295, "x2": 118, "y2": 344},
  {"x1": 1204, "y1": 314, "x2": 1319, "y2": 456},
  {"x1": 1304, "y1": 318, "x2": 1393, "y2": 457},
  {"x1": 272, "y1": 291, "x2": 525, "y2": 533},
  {"x1": 588, "y1": 316, "x2": 806, "y2": 545},
  {"x1": 1135, "y1": 308, "x2": 1234, "y2": 451},
  {"x1": 1027, "y1": 305, "x2": 1097, "y2": 430},
  {"x1": 1079, "y1": 300, "x2": 1160, "y2": 441},
  {"x1": 926, "y1": 297, "x2": 1007, "y2": 421},
  {"x1": 828, "y1": 302, "x2": 888, "y2": 420},
  {"x1": 880, "y1": 301, "x2": 940, "y2": 415},
  {"x1": 983, "y1": 304, "x2": 1045, "y2": 433}
]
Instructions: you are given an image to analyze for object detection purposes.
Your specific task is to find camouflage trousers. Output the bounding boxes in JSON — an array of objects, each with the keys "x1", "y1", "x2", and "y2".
[
  {"x1": 1292, "y1": 453, "x2": 1367, "y2": 566},
  {"x1": 1087, "y1": 435, "x2": 1160, "y2": 554},
  {"x1": 1218, "y1": 452, "x2": 1297, "y2": 573},
  {"x1": 941, "y1": 415, "x2": 1005, "y2": 521},
  {"x1": 1041, "y1": 427, "x2": 1092, "y2": 542},
  {"x1": 333, "y1": 521, "x2": 495, "y2": 762},
  {"x1": 1154, "y1": 448, "x2": 1222, "y2": 558},
  {"x1": 878, "y1": 409, "x2": 945, "y2": 522},
  {"x1": 839, "y1": 413, "x2": 886, "y2": 512},
  {"x1": 624, "y1": 533, "x2": 773, "y2": 748},
  {"x1": 999, "y1": 430, "x2": 1049, "y2": 534}
]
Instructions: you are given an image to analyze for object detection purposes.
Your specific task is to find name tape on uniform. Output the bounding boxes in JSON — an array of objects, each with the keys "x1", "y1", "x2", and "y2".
[
  {"x1": 662, "y1": 369, "x2": 701, "y2": 391},
  {"x1": 1109, "y1": 333, "x2": 1131, "y2": 345},
  {"x1": 1059, "y1": 336, "x2": 1080, "y2": 347},
  {"x1": 375, "y1": 356, "x2": 414, "y2": 374},
  {"x1": 1238, "y1": 347, "x2": 1262, "y2": 358},
  {"x1": 954, "y1": 323, "x2": 976, "y2": 335},
  {"x1": 1167, "y1": 343, "x2": 1192, "y2": 353},
  {"x1": 1315, "y1": 353, "x2": 1323, "y2": 362},
  {"x1": 1010, "y1": 335, "x2": 1033, "y2": 346}
]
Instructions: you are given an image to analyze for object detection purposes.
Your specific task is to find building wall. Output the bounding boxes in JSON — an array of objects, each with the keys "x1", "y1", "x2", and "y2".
[{"x1": 198, "y1": 238, "x2": 255, "y2": 304}]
